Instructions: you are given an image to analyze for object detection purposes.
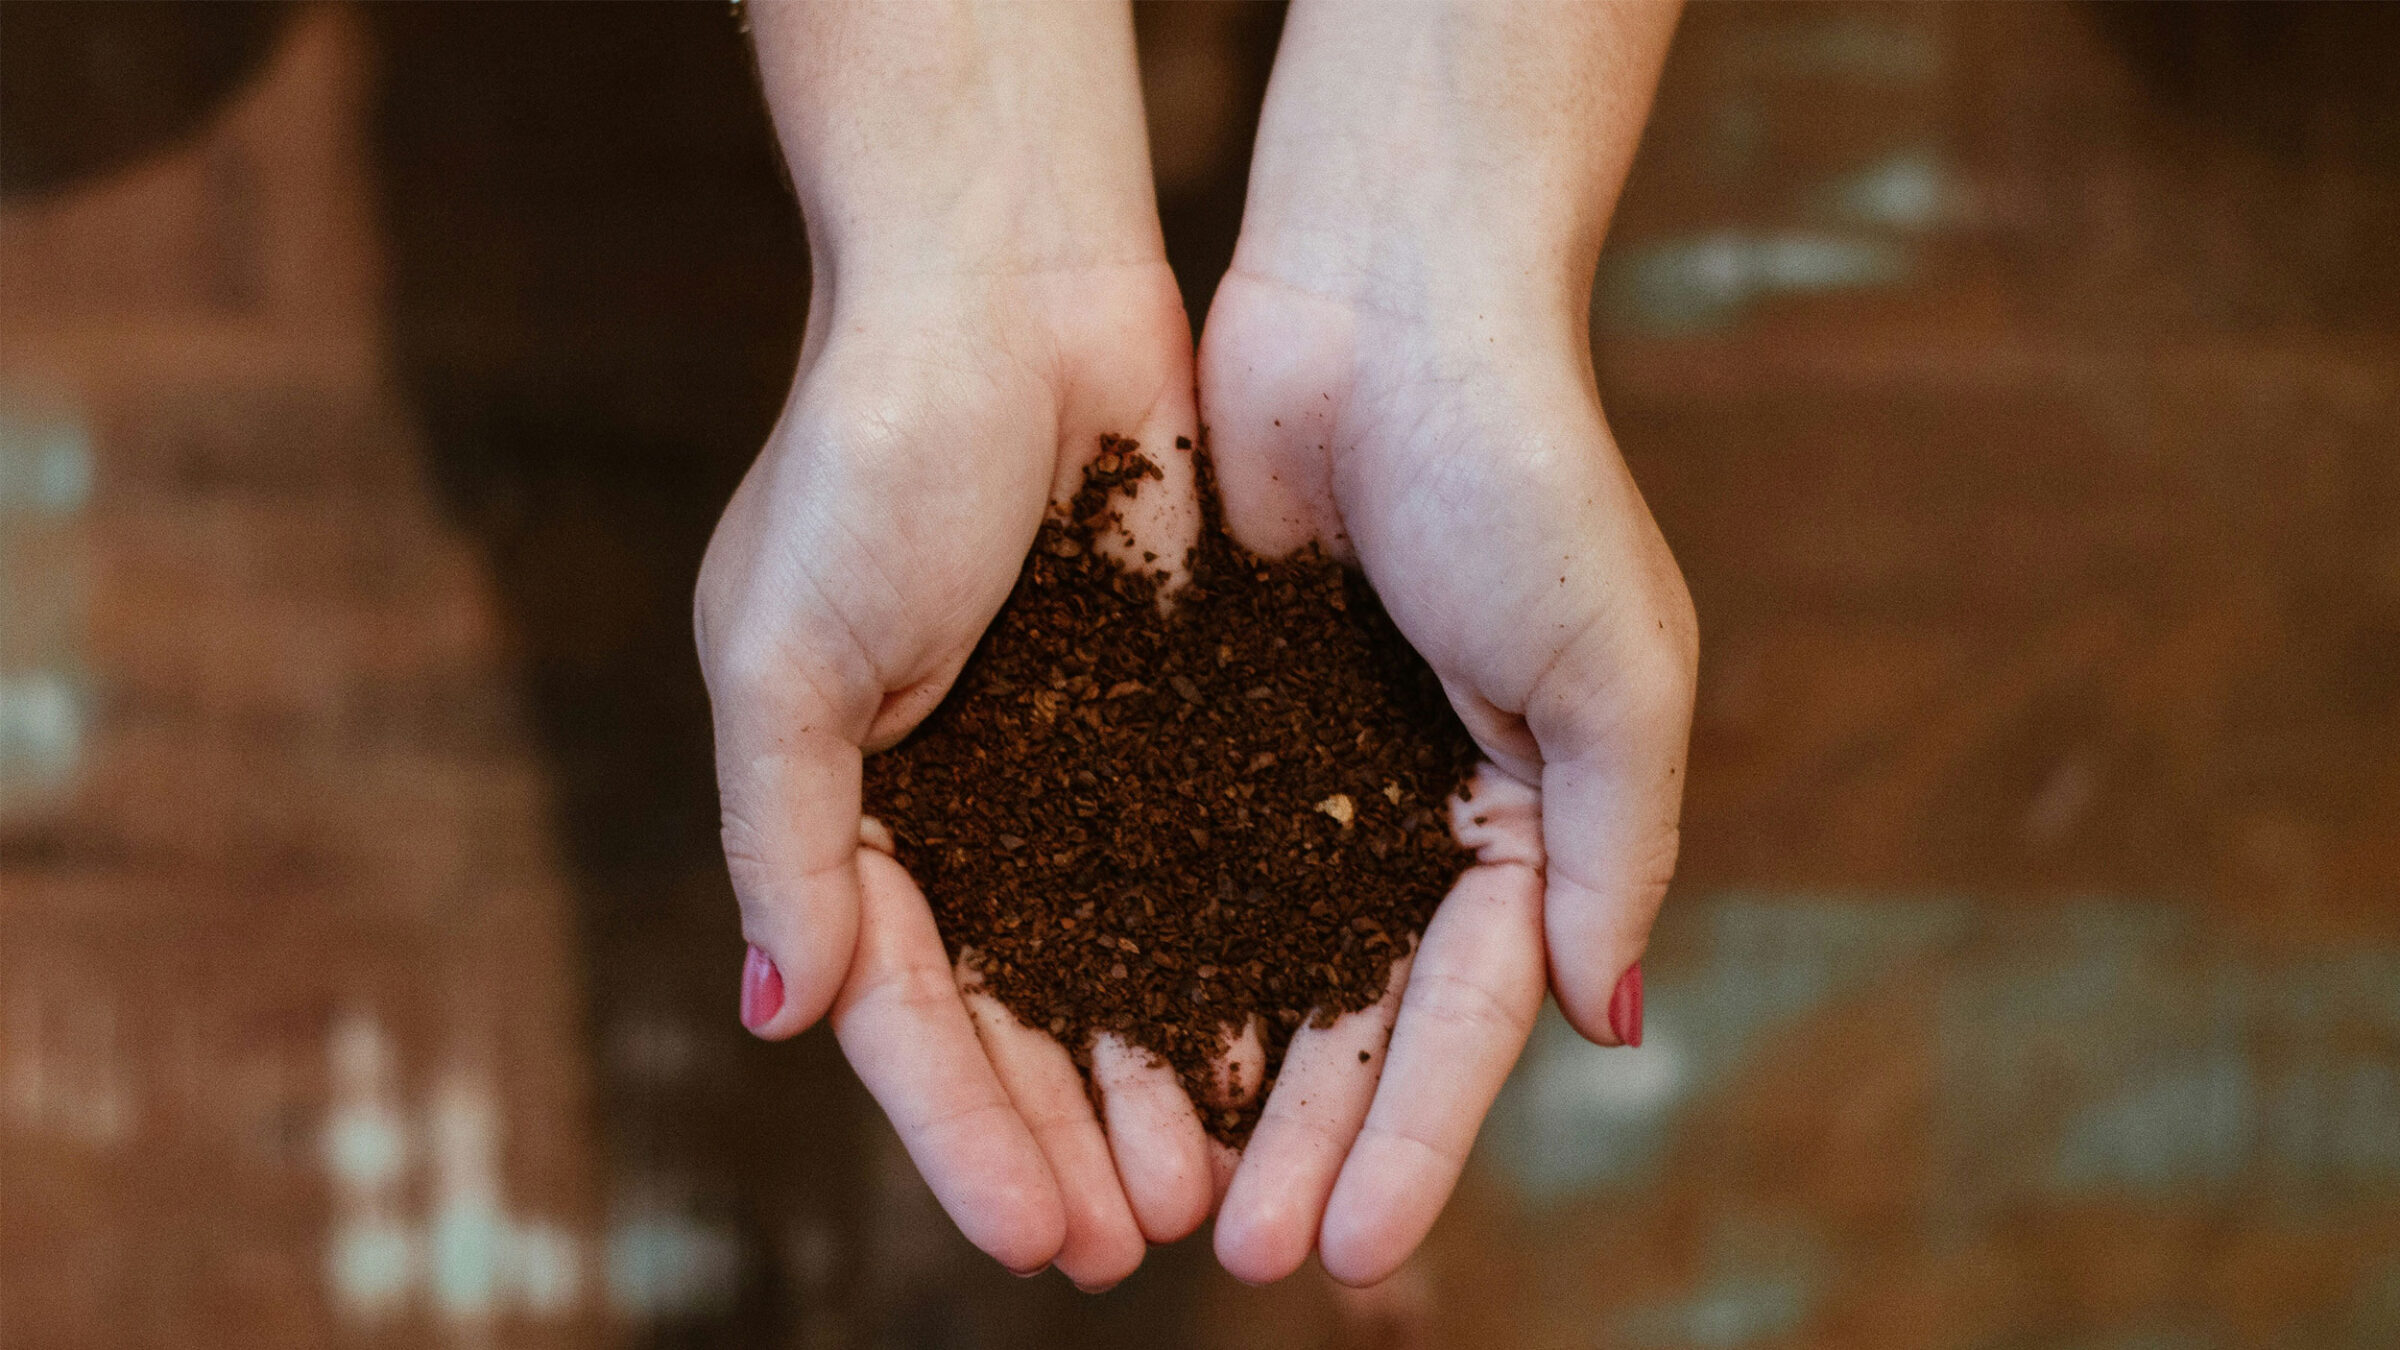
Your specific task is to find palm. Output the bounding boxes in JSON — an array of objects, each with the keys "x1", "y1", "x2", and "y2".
[{"x1": 705, "y1": 311, "x2": 1053, "y2": 755}]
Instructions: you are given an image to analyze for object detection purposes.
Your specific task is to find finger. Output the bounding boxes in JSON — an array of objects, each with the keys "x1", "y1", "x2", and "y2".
[
  {"x1": 833, "y1": 849, "x2": 1066, "y2": 1274},
  {"x1": 717, "y1": 713, "x2": 864, "y2": 1038},
  {"x1": 1064, "y1": 421, "x2": 1203, "y2": 594},
  {"x1": 1203, "y1": 1014, "x2": 1269, "y2": 1115},
  {"x1": 1055, "y1": 280, "x2": 1205, "y2": 590},
  {"x1": 1318, "y1": 860, "x2": 1545, "y2": 1287},
  {"x1": 1530, "y1": 626, "x2": 1692, "y2": 1046},
  {"x1": 1208, "y1": 1138, "x2": 1243, "y2": 1211},
  {"x1": 963, "y1": 988, "x2": 1148, "y2": 1291},
  {"x1": 1213, "y1": 956, "x2": 1409, "y2": 1285},
  {"x1": 1202, "y1": 1016, "x2": 1267, "y2": 1205},
  {"x1": 1092, "y1": 1033, "x2": 1213, "y2": 1243},
  {"x1": 1194, "y1": 277, "x2": 1354, "y2": 559}
]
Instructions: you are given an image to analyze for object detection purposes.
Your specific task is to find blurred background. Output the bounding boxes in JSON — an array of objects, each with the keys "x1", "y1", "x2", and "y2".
[{"x1": 2, "y1": 3, "x2": 2396, "y2": 1347}]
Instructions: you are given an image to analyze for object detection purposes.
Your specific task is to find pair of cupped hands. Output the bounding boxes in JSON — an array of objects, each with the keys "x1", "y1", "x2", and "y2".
[{"x1": 697, "y1": 0, "x2": 1692, "y2": 1294}]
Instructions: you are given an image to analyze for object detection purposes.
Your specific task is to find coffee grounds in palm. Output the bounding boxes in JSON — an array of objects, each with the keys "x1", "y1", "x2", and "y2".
[{"x1": 862, "y1": 435, "x2": 1479, "y2": 1145}]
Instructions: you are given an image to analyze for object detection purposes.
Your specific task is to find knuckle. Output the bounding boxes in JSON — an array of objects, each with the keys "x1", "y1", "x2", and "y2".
[
  {"x1": 911, "y1": 1093, "x2": 1016, "y2": 1143},
  {"x1": 1626, "y1": 823, "x2": 1683, "y2": 912},
  {"x1": 718, "y1": 828, "x2": 783, "y2": 915},
  {"x1": 1605, "y1": 628, "x2": 1697, "y2": 741},
  {"x1": 719, "y1": 805, "x2": 770, "y2": 870},
  {"x1": 1357, "y1": 1118, "x2": 1466, "y2": 1169},
  {"x1": 1405, "y1": 967, "x2": 1537, "y2": 1046},
  {"x1": 1550, "y1": 834, "x2": 1679, "y2": 954},
  {"x1": 856, "y1": 958, "x2": 959, "y2": 1025},
  {"x1": 704, "y1": 625, "x2": 801, "y2": 709}
]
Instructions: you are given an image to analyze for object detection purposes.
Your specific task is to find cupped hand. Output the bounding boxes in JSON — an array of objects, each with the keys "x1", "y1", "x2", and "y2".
[
  {"x1": 1194, "y1": 267, "x2": 1697, "y2": 1286},
  {"x1": 697, "y1": 261, "x2": 1220, "y2": 1288}
]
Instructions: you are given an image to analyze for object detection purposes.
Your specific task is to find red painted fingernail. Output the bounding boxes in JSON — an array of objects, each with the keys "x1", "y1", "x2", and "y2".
[
  {"x1": 1608, "y1": 963, "x2": 1643, "y2": 1048},
  {"x1": 740, "y1": 945, "x2": 784, "y2": 1032}
]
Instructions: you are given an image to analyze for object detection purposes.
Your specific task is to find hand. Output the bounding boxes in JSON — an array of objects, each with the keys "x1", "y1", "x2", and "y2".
[
  {"x1": 1192, "y1": 0, "x2": 1691, "y2": 1286},
  {"x1": 701, "y1": 0, "x2": 1218, "y2": 1290}
]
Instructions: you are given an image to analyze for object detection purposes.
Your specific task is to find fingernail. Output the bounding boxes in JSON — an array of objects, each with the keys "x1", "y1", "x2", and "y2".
[
  {"x1": 740, "y1": 945, "x2": 784, "y2": 1032},
  {"x1": 1008, "y1": 1263, "x2": 1049, "y2": 1279},
  {"x1": 1608, "y1": 963, "x2": 1643, "y2": 1048}
]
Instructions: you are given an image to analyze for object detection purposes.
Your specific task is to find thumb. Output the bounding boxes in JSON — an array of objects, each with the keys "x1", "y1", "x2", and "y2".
[
  {"x1": 714, "y1": 694, "x2": 867, "y2": 1040},
  {"x1": 1530, "y1": 623, "x2": 1694, "y2": 1048}
]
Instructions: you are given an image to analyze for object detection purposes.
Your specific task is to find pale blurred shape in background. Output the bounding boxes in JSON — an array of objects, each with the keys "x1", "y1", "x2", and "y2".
[{"x1": 2, "y1": 3, "x2": 2396, "y2": 1348}]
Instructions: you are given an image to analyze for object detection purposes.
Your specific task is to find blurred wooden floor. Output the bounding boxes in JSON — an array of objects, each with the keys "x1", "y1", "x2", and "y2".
[{"x1": 2, "y1": 4, "x2": 2395, "y2": 1349}]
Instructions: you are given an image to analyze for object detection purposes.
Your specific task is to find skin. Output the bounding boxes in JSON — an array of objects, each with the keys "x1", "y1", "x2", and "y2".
[
  {"x1": 1202, "y1": 0, "x2": 1691, "y2": 1287},
  {"x1": 700, "y1": 0, "x2": 1691, "y2": 1292}
]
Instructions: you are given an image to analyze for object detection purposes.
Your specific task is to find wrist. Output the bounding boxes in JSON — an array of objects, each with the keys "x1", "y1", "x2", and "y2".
[
  {"x1": 805, "y1": 171, "x2": 1163, "y2": 294},
  {"x1": 1231, "y1": 117, "x2": 1598, "y2": 329},
  {"x1": 1228, "y1": 0, "x2": 1677, "y2": 325},
  {"x1": 753, "y1": 1, "x2": 1164, "y2": 286},
  {"x1": 798, "y1": 113, "x2": 1165, "y2": 286},
  {"x1": 1227, "y1": 203, "x2": 1587, "y2": 334}
]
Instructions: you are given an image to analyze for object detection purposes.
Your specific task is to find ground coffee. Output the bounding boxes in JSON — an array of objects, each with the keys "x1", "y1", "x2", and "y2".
[{"x1": 862, "y1": 436, "x2": 1479, "y2": 1144}]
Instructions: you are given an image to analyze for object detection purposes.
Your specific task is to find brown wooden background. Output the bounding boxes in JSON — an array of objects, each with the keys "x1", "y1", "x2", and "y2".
[{"x1": 3, "y1": 4, "x2": 2395, "y2": 1348}]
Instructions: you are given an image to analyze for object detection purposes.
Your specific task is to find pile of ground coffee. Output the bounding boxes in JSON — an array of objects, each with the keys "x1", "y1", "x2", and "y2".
[{"x1": 862, "y1": 436, "x2": 1479, "y2": 1144}]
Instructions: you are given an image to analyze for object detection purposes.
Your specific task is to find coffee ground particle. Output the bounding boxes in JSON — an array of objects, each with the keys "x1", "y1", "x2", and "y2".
[{"x1": 863, "y1": 436, "x2": 1479, "y2": 1145}]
